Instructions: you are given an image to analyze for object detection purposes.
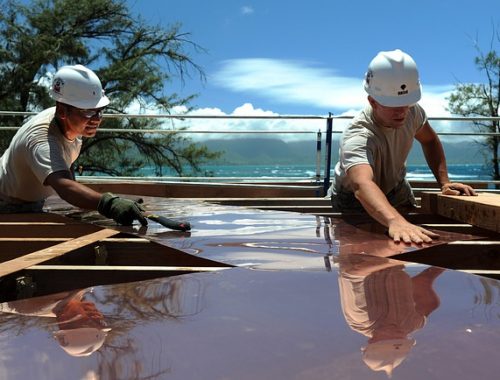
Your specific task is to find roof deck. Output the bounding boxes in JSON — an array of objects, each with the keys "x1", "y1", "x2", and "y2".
[{"x1": 0, "y1": 190, "x2": 499, "y2": 379}]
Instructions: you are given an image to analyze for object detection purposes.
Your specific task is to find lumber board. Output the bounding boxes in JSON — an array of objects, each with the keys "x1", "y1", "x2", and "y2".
[
  {"x1": 0, "y1": 228, "x2": 120, "y2": 277},
  {"x1": 393, "y1": 240, "x2": 500, "y2": 270},
  {"x1": 420, "y1": 192, "x2": 500, "y2": 233},
  {"x1": 28, "y1": 265, "x2": 229, "y2": 272}
]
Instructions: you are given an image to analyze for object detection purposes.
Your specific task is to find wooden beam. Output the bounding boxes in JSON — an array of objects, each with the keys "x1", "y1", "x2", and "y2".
[
  {"x1": 0, "y1": 237, "x2": 149, "y2": 243},
  {"x1": 420, "y1": 192, "x2": 500, "y2": 233},
  {"x1": 0, "y1": 228, "x2": 120, "y2": 277},
  {"x1": 0, "y1": 222, "x2": 66, "y2": 225},
  {"x1": 28, "y1": 265, "x2": 229, "y2": 272},
  {"x1": 82, "y1": 181, "x2": 321, "y2": 198}
]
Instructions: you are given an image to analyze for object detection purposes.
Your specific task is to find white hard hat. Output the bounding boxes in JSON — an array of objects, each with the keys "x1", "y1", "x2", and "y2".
[
  {"x1": 362, "y1": 338, "x2": 415, "y2": 377},
  {"x1": 50, "y1": 64, "x2": 110, "y2": 109},
  {"x1": 53, "y1": 327, "x2": 111, "y2": 357},
  {"x1": 363, "y1": 49, "x2": 421, "y2": 107}
]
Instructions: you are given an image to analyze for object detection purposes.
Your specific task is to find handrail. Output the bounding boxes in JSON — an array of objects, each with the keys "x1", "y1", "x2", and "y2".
[
  {"x1": 0, "y1": 127, "x2": 499, "y2": 137},
  {"x1": 1, "y1": 110, "x2": 499, "y2": 122},
  {"x1": 1, "y1": 111, "x2": 498, "y2": 194}
]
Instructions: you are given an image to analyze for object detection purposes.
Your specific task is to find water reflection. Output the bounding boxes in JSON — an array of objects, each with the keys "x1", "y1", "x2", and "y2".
[{"x1": 337, "y1": 254, "x2": 445, "y2": 377}]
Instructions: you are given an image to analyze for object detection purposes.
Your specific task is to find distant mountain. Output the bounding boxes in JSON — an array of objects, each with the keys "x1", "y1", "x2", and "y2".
[
  {"x1": 202, "y1": 138, "x2": 486, "y2": 165},
  {"x1": 408, "y1": 141, "x2": 487, "y2": 164},
  {"x1": 204, "y1": 138, "x2": 320, "y2": 164}
]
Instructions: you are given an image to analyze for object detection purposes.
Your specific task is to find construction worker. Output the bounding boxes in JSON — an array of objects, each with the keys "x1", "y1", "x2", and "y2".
[
  {"x1": 329, "y1": 49, "x2": 476, "y2": 244},
  {"x1": 0, "y1": 64, "x2": 147, "y2": 226}
]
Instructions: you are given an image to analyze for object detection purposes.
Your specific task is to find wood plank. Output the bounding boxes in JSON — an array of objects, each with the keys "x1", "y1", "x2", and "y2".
[
  {"x1": 208, "y1": 197, "x2": 331, "y2": 206},
  {"x1": 83, "y1": 181, "x2": 321, "y2": 198},
  {"x1": 0, "y1": 228, "x2": 120, "y2": 277},
  {"x1": 410, "y1": 181, "x2": 489, "y2": 189},
  {"x1": 0, "y1": 222, "x2": 66, "y2": 225},
  {"x1": 392, "y1": 240, "x2": 500, "y2": 270},
  {"x1": 0, "y1": 237, "x2": 148, "y2": 242},
  {"x1": 28, "y1": 265, "x2": 229, "y2": 272},
  {"x1": 0, "y1": 238, "x2": 72, "y2": 242},
  {"x1": 420, "y1": 192, "x2": 500, "y2": 233}
]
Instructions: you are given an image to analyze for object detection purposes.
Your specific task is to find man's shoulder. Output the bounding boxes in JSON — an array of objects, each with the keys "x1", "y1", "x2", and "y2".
[
  {"x1": 407, "y1": 103, "x2": 427, "y2": 130},
  {"x1": 20, "y1": 108, "x2": 55, "y2": 136},
  {"x1": 28, "y1": 107, "x2": 56, "y2": 125},
  {"x1": 344, "y1": 111, "x2": 375, "y2": 139}
]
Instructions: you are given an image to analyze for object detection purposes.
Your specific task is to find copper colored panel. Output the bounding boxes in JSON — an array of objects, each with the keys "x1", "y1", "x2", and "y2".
[
  {"x1": 0, "y1": 195, "x2": 499, "y2": 379},
  {"x1": 1, "y1": 260, "x2": 500, "y2": 379}
]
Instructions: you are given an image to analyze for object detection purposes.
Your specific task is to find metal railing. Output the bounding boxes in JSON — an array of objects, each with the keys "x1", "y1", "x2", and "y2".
[{"x1": 1, "y1": 111, "x2": 499, "y2": 194}]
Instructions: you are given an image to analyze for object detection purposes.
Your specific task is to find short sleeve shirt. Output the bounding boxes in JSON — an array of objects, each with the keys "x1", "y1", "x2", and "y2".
[
  {"x1": 0, "y1": 107, "x2": 82, "y2": 203},
  {"x1": 333, "y1": 104, "x2": 427, "y2": 194}
]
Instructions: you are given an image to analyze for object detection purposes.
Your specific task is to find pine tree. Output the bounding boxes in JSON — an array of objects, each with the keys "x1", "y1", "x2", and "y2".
[
  {"x1": 447, "y1": 33, "x2": 499, "y2": 181},
  {"x1": 0, "y1": 0, "x2": 220, "y2": 176}
]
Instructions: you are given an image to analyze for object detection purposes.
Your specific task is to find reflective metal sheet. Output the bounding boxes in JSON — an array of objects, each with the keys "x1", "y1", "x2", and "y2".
[
  {"x1": 1, "y1": 258, "x2": 500, "y2": 379},
  {"x1": 15, "y1": 195, "x2": 495, "y2": 379},
  {"x1": 45, "y1": 196, "x2": 484, "y2": 271}
]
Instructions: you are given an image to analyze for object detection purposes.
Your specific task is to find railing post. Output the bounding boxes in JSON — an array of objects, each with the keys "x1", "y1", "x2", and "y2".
[
  {"x1": 323, "y1": 113, "x2": 333, "y2": 196},
  {"x1": 315, "y1": 130, "x2": 322, "y2": 196}
]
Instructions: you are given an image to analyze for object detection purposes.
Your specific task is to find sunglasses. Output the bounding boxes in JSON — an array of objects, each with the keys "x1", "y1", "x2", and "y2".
[
  {"x1": 78, "y1": 108, "x2": 104, "y2": 119},
  {"x1": 69, "y1": 106, "x2": 105, "y2": 119}
]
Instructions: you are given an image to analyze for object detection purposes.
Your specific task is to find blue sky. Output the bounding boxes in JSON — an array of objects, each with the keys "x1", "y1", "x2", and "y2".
[{"x1": 125, "y1": 0, "x2": 498, "y2": 138}]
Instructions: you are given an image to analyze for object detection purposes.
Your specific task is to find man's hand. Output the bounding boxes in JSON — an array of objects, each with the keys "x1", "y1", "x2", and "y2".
[
  {"x1": 388, "y1": 219, "x2": 439, "y2": 244},
  {"x1": 441, "y1": 182, "x2": 476, "y2": 196},
  {"x1": 98, "y1": 192, "x2": 148, "y2": 226}
]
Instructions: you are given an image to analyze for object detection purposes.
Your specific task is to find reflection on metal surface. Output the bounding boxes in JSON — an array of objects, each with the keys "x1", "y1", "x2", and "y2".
[
  {"x1": 337, "y1": 254, "x2": 444, "y2": 377},
  {"x1": 43, "y1": 195, "x2": 494, "y2": 275},
  {"x1": 1, "y1": 195, "x2": 498, "y2": 379},
  {"x1": 2, "y1": 265, "x2": 500, "y2": 379},
  {"x1": 0, "y1": 288, "x2": 110, "y2": 357}
]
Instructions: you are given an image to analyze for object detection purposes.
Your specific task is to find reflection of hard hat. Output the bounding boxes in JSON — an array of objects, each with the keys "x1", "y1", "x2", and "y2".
[
  {"x1": 363, "y1": 49, "x2": 421, "y2": 107},
  {"x1": 53, "y1": 327, "x2": 111, "y2": 357},
  {"x1": 50, "y1": 65, "x2": 110, "y2": 109},
  {"x1": 362, "y1": 338, "x2": 415, "y2": 378}
]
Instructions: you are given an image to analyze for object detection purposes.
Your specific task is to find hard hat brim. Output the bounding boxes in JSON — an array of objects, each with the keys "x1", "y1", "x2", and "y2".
[
  {"x1": 81, "y1": 94, "x2": 110, "y2": 109},
  {"x1": 369, "y1": 88, "x2": 421, "y2": 107}
]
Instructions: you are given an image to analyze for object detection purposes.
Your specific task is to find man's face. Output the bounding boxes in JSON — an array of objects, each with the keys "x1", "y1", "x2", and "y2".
[
  {"x1": 65, "y1": 105, "x2": 105, "y2": 138},
  {"x1": 369, "y1": 97, "x2": 410, "y2": 129}
]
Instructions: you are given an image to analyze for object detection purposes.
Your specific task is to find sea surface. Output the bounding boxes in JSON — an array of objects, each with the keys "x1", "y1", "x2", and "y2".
[{"x1": 144, "y1": 163, "x2": 493, "y2": 181}]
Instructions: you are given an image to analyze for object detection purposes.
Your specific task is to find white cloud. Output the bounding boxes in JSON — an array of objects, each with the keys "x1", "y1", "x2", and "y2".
[
  {"x1": 213, "y1": 58, "x2": 365, "y2": 111},
  {"x1": 168, "y1": 103, "x2": 326, "y2": 141},
  {"x1": 241, "y1": 6, "x2": 254, "y2": 15}
]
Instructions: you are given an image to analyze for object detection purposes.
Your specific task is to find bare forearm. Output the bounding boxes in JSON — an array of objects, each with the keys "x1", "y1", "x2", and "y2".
[
  {"x1": 346, "y1": 164, "x2": 439, "y2": 243},
  {"x1": 421, "y1": 138, "x2": 450, "y2": 187},
  {"x1": 48, "y1": 176, "x2": 102, "y2": 210},
  {"x1": 354, "y1": 181, "x2": 405, "y2": 228}
]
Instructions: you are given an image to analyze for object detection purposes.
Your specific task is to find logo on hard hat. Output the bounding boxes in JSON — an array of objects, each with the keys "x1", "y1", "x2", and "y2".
[
  {"x1": 397, "y1": 84, "x2": 408, "y2": 96},
  {"x1": 365, "y1": 70, "x2": 373, "y2": 85},
  {"x1": 53, "y1": 78, "x2": 64, "y2": 95}
]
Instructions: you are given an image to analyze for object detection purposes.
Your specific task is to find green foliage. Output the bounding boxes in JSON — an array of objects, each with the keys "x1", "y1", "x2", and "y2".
[
  {"x1": 0, "y1": 0, "x2": 220, "y2": 176},
  {"x1": 447, "y1": 35, "x2": 500, "y2": 180}
]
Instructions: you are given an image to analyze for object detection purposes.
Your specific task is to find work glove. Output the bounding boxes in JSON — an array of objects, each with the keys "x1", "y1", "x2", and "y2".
[{"x1": 98, "y1": 192, "x2": 148, "y2": 226}]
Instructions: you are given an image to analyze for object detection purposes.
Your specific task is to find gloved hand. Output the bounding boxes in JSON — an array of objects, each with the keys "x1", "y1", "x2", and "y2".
[{"x1": 98, "y1": 192, "x2": 148, "y2": 226}]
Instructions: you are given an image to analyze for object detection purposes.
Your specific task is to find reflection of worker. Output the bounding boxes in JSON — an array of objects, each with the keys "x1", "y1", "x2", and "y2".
[
  {"x1": 0, "y1": 289, "x2": 110, "y2": 357},
  {"x1": 337, "y1": 254, "x2": 444, "y2": 377}
]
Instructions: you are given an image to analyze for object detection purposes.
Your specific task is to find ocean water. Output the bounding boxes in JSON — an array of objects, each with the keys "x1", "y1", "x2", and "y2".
[{"x1": 171, "y1": 163, "x2": 493, "y2": 181}]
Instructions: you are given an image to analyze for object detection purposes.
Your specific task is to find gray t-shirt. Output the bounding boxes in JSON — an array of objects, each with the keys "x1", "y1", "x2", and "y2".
[
  {"x1": 0, "y1": 107, "x2": 82, "y2": 204},
  {"x1": 331, "y1": 104, "x2": 426, "y2": 208}
]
